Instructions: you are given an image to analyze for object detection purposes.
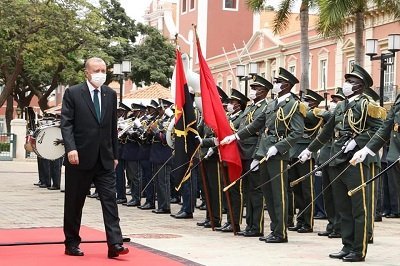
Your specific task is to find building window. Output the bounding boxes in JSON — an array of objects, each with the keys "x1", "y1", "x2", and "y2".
[
  {"x1": 190, "y1": 0, "x2": 195, "y2": 10},
  {"x1": 223, "y1": 0, "x2": 238, "y2": 10},
  {"x1": 384, "y1": 57, "x2": 395, "y2": 101},
  {"x1": 227, "y1": 79, "x2": 232, "y2": 89},
  {"x1": 182, "y1": 0, "x2": 187, "y2": 13},
  {"x1": 319, "y1": 59, "x2": 327, "y2": 90},
  {"x1": 289, "y1": 66, "x2": 295, "y2": 75},
  {"x1": 348, "y1": 59, "x2": 355, "y2": 73}
]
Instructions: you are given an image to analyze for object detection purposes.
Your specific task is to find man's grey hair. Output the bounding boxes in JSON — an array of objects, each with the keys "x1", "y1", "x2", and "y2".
[{"x1": 85, "y1": 57, "x2": 106, "y2": 69}]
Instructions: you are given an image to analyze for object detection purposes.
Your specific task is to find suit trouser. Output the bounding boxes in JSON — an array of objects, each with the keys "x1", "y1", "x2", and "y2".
[
  {"x1": 260, "y1": 159, "x2": 288, "y2": 239},
  {"x1": 64, "y1": 159, "x2": 123, "y2": 247},
  {"x1": 202, "y1": 159, "x2": 222, "y2": 225},
  {"x1": 245, "y1": 163, "x2": 265, "y2": 234},
  {"x1": 332, "y1": 162, "x2": 369, "y2": 257},
  {"x1": 321, "y1": 164, "x2": 341, "y2": 233},
  {"x1": 288, "y1": 159, "x2": 314, "y2": 228},
  {"x1": 125, "y1": 160, "x2": 142, "y2": 202},
  {"x1": 153, "y1": 163, "x2": 171, "y2": 210}
]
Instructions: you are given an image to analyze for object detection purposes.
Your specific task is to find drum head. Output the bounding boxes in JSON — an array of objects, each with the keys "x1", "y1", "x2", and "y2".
[{"x1": 33, "y1": 126, "x2": 65, "y2": 160}]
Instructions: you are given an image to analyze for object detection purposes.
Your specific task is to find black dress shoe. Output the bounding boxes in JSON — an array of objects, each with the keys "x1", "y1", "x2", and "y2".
[
  {"x1": 368, "y1": 238, "x2": 373, "y2": 244},
  {"x1": 243, "y1": 230, "x2": 263, "y2": 237},
  {"x1": 329, "y1": 250, "x2": 349, "y2": 259},
  {"x1": 87, "y1": 192, "x2": 98, "y2": 198},
  {"x1": 65, "y1": 246, "x2": 84, "y2": 256},
  {"x1": 174, "y1": 211, "x2": 193, "y2": 219},
  {"x1": 318, "y1": 231, "x2": 332, "y2": 236},
  {"x1": 126, "y1": 190, "x2": 131, "y2": 195},
  {"x1": 34, "y1": 182, "x2": 42, "y2": 186},
  {"x1": 221, "y1": 224, "x2": 240, "y2": 233},
  {"x1": 204, "y1": 221, "x2": 221, "y2": 228},
  {"x1": 259, "y1": 232, "x2": 274, "y2": 242},
  {"x1": 138, "y1": 202, "x2": 155, "y2": 210},
  {"x1": 108, "y1": 243, "x2": 129, "y2": 258},
  {"x1": 199, "y1": 204, "x2": 207, "y2": 210},
  {"x1": 374, "y1": 215, "x2": 382, "y2": 222},
  {"x1": 314, "y1": 213, "x2": 327, "y2": 219},
  {"x1": 385, "y1": 213, "x2": 400, "y2": 218},
  {"x1": 236, "y1": 230, "x2": 248, "y2": 236},
  {"x1": 124, "y1": 200, "x2": 140, "y2": 207},
  {"x1": 328, "y1": 232, "x2": 341, "y2": 238},
  {"x1": 196, "y1": 201, "x2": 206, "y2": 208},
  {"x1": 215, "y1": 222, "x2": 230, "y2": 231},
  {"x1": 116, "y1": 198, "x2": 127, "y2": 204},
  {"x1": 39, "y1": 184, "x2": 50, "y2": 188},
  {"x1": 196, "y1": 220, "x2": 209, "y2": 226},
  {"x1": 342, "y1": 252, "x2": 365, "y2": 262},
  {"x1": 265, "y1": 235, "x2": 288, "y2": 243},
  {"x1": 297, "y1": 226, "x2": 313, "y2": 233},
  {"x1": 152, "y1": 208, "x2": 171, "y2": 214},
  {"x1": 288, "y1": 224, "x2": 302, "y2": 231},
  {"x1": 47, "y1": 186, "x2": 60, "y2": 190},
  {"x1": 170, "y1": 197, "x2": 181, "y2": 204}
]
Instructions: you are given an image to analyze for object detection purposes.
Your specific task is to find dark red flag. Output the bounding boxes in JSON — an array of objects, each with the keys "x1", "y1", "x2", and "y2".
[
  {"x1": 174, "y1": 49, "x2": 200, "y2": 190},
  {"x1": 195, "y1": 38, "x2": 242, "y2": 183}
]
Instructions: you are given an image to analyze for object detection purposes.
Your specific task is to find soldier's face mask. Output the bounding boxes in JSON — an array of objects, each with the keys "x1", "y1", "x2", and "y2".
[
  {"x1": 329, "y1": 102, "x2": 337, "y2": 111},
  {"x1": 272, "y1": 83, "x2": 283, "y2": 95},
  {"x1": 342, "y1": 82, "x2": 354, "y2": 96},
  {"x1": 227, "y1": 103, "x2": 235, "y2": 113},
  {"x1": 248, "y1": 89, "x2": 257, "y2": 100}
]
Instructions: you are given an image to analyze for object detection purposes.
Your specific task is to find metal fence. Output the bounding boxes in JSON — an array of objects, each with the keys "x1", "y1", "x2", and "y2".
[{"x1": 0, "y1": 133, "x2": 16, "y2": 161}]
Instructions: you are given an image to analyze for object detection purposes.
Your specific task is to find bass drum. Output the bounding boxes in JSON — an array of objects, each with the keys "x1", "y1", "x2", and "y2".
[
  {"x1": 31, "y1": 125, "x2": 65, "y2": 160},
  {"x1": 166, "y1": 117, "x2": 175, "y2": 149}
]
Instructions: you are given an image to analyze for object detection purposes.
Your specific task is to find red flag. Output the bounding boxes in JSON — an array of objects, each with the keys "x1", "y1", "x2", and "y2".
[
  {"x1": 174, "y1": 49, "x2": 200, "y2": 190},
  {"x1": 195, "y1": 38, "x2": 242, "y2": 183}
]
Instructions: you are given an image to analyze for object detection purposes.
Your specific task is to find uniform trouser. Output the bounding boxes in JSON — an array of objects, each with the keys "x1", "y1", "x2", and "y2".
[
  {"x1": 141, "y1": 160, "x2": 155, "y2": 205},
  {"x1": 332, "y1": 162, "x2": 369, "y2": 257},
  {"x1": 49, "y1": 157, "x2": 63, "y2": 188},
  {"x1": 125, "y1": 160, "x2": 142, "y2": 202},
  {"x1": 115, "y1": 159, "x2": 126, "y2": 200},
  {"x1": 321, "y1": 164, "x2": 341, "y2": 233},
  {"x1": 223, "y1": 165, "x2": 243, "y2": 226},
  {"x1": 260, "y1": 159, "x2": 288, "y2": 239},
  {"x1": 385, "y1": 162, "x2": 400, "y2": 215},
  {"x1": 153, "y1": 163, "x2": 171, "y2": 210},
  {"x1": 201, "y1": 159, "x2": 222, "y2": 225},
  {"x1": 367, "y1": 164, "x2": 379, "y2": 241},
  {"x1": 314, "y1": 169, "x2": 326, "y2": 216},
  {"x1": 288, "y1": 159, "x2": 314, "y2": 229},
  {"x1": 180, "y1": 164, "x2": 198, "y2": 214},
  {"x1": 37, "y1": 157, "x2": 51, "y2": 186},
  {"x1": 245, "y1": 160, "x2": 265, "y2": 234}
]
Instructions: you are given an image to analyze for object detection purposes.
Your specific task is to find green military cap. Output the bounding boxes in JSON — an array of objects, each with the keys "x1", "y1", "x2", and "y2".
[
  {"x1": 275, "y1": 67, "x2": 299, "y2": 85},
  {"x1": 331, "y1": 87, "x2": 346, "y2": 100},
  {"x1": 131, "y1": 103, "x2": 146, "y2": 112},
  {"x1": 304, "y1": 89, "x2": 324, "y2": 104},
  {"x1": 159, "y1": 98, "x2": 174, "y2": 108},
  {"x1": 217, "y1": 86, "x2": 229, "y2": 104},
  {"x1": 345, "y1": 64, "x2": 373, "y2": 88},
  {"x1": 230, "y1": 88, "x2": 250, "y2": 105},
  {"x1": 250, "y1": 74, "x2": 273, "y2": 90},
  {"x1": 364, "y1": 87, "x2": 380, "y2": 102},
  {"x1": 147, "y1": 99, "x2": 159, "y2": 109}
]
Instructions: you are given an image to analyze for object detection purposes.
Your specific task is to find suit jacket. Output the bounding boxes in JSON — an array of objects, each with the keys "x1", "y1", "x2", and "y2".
[{"x1": 61, "y1": 82, "x2": 118, "y2": 170}]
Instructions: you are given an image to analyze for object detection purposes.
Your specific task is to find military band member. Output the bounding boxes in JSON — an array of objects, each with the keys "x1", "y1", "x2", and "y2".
[
  {"x1": 236, "y1": 75, "x2": 272, "y2": 237},
  {"x1": 299, "y1": 64, "x2": 384, "y2": 262},
  {"x1": 222, "y1": 67, "x2": 305, "y2": 243},
  {"x1": 288, "y1": 89, "x2": 325, "y2": 233}
]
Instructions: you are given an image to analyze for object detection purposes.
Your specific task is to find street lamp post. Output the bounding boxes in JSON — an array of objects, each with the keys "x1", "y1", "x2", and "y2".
[
  {"x1": 366, "y1": 34, "x2": 400, "y2": 106},
  {"x1": 113, "y1": 60, "x2": 131, "y2": 104},
  {"x1": 236, "y1": 62, "x2": 258, "y2": 97}
]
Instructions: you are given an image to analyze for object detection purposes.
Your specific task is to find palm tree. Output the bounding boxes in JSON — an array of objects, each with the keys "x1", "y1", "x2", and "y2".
[
  {"x1": 246, "y1": 0, "x2": 317, "y2": 97},
  {"x1": 318, "y1": 0, "x2": 400, "y2": 66}
]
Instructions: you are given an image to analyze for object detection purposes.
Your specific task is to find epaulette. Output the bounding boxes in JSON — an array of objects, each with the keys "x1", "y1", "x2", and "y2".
[
  {"x1": 298, "y1": 102, "x2": 307, "y2": 117},
  {"x1": 312, "y1": 107, "x2": 325, "y2": 118},
  {"x1": 367, "y1": 102, "x2": 387, "y2": 120}
]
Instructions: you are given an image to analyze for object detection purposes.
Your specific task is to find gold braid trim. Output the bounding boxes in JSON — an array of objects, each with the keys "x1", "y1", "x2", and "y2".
[
  {"x1": 367, "y1": 102, "x2": 387, "y2": 120},
  {"x1": 298, "y1": 102, "x2": 307, "y2": 117},
  {"x1": 275, "y1": 101, "x2": 299, "y2": 138},
  {"x1": 347, "y1": 99, "x2": 368, "y2": 135},
  {"x1": 312, "y1": 107, "x2": 325, "y2": 118}
]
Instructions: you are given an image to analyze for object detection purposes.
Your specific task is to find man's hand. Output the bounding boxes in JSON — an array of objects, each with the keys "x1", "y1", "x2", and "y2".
[
  {"x1": 266, "y1": 146, "x2": 278, "y2": 160},
  {"x1": 250, "y1": 159, "x2": 259, "y2": 171},
  {"x1": 114, "y1": 159, "x2": 118, "y2": 169},
  {"x1": 350, "y1": 146, "x2": 375, "y2": 165},
  {"x1": 195, "y1": 135, "x2": 203, "y2": 145},
  {"x1": 205, "y1": 147, "x2": 214, "y2": 158},
  {"x1": 213, "y1": 137, "x2": 219, "y2": 146},
  {"x1": 344, "y1": 139, "x2": 357, "y2": 153},
  {"x1": 220, "y1": 134, "x2": 236, "y2": 145},
  {"x1": 68, "y1": 150, "x2": 79, "y2": 165},
  {"x1": 298, "y1": 148, "x2": 312, "y2": 163}
]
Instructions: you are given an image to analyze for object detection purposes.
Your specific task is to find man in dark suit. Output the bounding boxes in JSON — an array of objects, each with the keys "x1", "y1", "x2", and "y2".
[{"x1": 61, "y1": 57, "x2": 129, "y2": 258}]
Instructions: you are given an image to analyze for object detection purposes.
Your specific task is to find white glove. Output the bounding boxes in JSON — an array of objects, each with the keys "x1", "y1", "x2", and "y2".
[
  {"x1": 205, "y1": 147, "x2": 214, "y2": 158},
  {"x1": 164, "y1": 107, "x2": 174, "y2": 118},
  {"x1": 195, "y1": 135, "x2": 203, "y2": 145},
  {"x1": 266, "y1": 146, "x2": 278, "y2": 160},
  {"x1": 133, "y1": 118, "x2": 142, "y2": 128},
  {"x1": 213, "y1": 137, "x2": 219, "y2": 146},
  {"x1": 250, "y1": 159, "x2": 259, "y2": 171},
  {"x1": 349, "y1": 146, "x2": 376, "y2": 165},
  {"x1": 344, "y1": 139, "x2": 357, "y2": 153},
  {"x1": 298, "y1": 148, "x2": 312, "y2": 163},
  {"x1": 220, "y1": 134, "x2": 236, "y2": 145}
]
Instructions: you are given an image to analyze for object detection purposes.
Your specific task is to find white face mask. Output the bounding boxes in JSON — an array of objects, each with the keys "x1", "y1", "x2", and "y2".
[
  {"x1": 329, "y1": 102, "x2": 337, "y2": 112},
  {"x1": 90, "y1": 73, "x2": 107, "y2": 88},
  {"x1": 272, "y1": 83, "x2": 282, "y2": 95},
  {"x1": 248, "y1": 89, "x2": 257, "y2": 100},
  {"x1": 227, "y1": 103, "x2": 234, "y2": 113},
  {"x1": 342, "y1": 82, "x2": 354, "y2": 97}
]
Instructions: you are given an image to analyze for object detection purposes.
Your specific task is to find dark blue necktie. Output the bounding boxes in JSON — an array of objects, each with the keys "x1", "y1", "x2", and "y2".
[{"x1": 93, "y1": 89, "x2": 101, "y2": 122}]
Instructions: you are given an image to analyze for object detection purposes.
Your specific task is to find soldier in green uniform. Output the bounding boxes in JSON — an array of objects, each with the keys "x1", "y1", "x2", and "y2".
[
  {"x1": 317, "y1": 88, "x2": 345, "y2": 238},
  {"x1": 236, "y1": 75, "x2": 272, "y2": 237},
  {"x1": 217, "y1": 89, "x2": 249, "y2": 233},
  {"x1": 288, "y1": 89, "x2": 324, "y2": 233},
  {"x1": 299, "y1": 64, "x2": 384, "y2": 262},
  {"x1": 221, "y1": 67, "x2": 305, "y2": 243}
]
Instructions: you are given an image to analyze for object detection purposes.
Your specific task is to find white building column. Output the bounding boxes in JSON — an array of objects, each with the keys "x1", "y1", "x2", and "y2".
[{"x1": 11, "y1": 118, "x2": 27, "y2": 160}]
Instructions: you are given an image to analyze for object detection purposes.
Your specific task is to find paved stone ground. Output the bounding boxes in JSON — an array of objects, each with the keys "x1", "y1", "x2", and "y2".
[{"x1": 0, "y1": 160, "x2": 399, "y2": 265}]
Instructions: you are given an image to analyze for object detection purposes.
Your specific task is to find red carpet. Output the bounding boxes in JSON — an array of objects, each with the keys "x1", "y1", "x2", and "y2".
[{"x1": 0, "y1": 226, "x2": 198, "y2": 266}]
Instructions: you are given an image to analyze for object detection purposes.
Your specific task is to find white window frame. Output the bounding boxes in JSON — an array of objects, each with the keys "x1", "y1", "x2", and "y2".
[
  {"x1": 189, "y1": 0, "x2": 196, "y2": 11},
  {"x1": 319, "y1": 58, "x2": 328, "y2": 90},
  {"x1": 181, "y1": 0, "x2": 187, "y2": 14},
  {"x1": 223, "y1": 0, "x2": 238, "y2": 11}
]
